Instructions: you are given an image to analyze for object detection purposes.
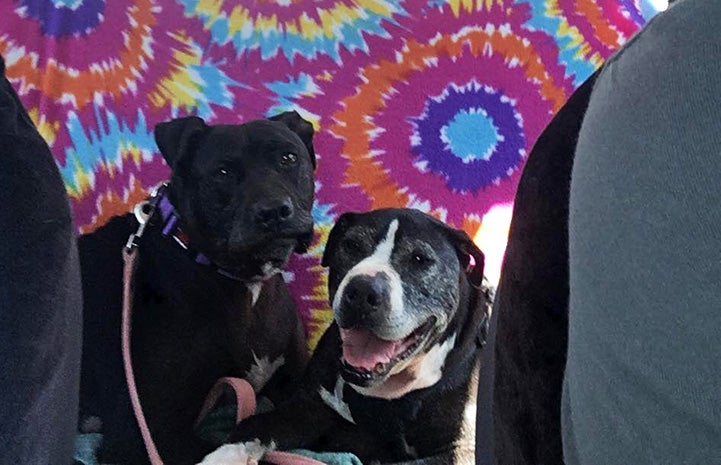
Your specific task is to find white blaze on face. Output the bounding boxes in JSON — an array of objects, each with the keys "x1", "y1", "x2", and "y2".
[{"x1": 332, "y1": 220, "x2": 408, "y2": 337}]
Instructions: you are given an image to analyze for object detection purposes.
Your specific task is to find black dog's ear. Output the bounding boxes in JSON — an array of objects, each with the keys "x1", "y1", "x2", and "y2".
[
  {"x1": 154, "y1": 116, "x2": 208, "y2": 169},
  {"x1": 269, "y1": 111, "x2": 316, "y2": 169},
  {"x1": 432, "y1": 219, "x2": 485, "y2": 288},
  {"x1": 321, "y1": 212, "x2": 358, "y2": 267}
]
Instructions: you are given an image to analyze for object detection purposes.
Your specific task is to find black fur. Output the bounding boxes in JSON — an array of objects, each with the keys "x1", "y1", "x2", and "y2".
[
  {"x1": 220, "y1": 209, "x2": 491, "y2": 464},
  {"x1": 79, "y1": 111, "x2": 316, "y2": 464}
]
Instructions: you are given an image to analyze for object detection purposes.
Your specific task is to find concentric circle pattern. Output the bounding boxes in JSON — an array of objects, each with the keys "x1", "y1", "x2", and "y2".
[
  {"x1": 410, "y1": 80, "x2": 526, "y2": 193},
  {"x1": 0, "y1": 0, "x2": 659, "y2": 347}
]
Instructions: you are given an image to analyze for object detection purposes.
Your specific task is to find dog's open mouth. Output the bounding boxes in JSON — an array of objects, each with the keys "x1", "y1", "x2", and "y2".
[{"x1": 339, "y1": 317, "x2": 436, "y2": 386}]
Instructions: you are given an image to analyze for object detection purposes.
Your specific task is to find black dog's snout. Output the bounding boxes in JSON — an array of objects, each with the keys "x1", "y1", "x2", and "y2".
[
  {"x1": 253, "y1": 198, "x2": 294, "y2": 227},
  {"x1": 339, "y1": 273, "x2": 391, "y2": 326}
]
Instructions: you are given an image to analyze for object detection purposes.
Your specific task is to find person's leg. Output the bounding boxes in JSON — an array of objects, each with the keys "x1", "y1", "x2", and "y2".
[
  {"x1": 0, "y1": 55, "x2": 82, "y2": 464},
  {"x1": 476, "y1": 71, "x2": 597, "y2": 465},
  {"x1": 564, "y1": 0, "x2": 721, "y2": 463}
]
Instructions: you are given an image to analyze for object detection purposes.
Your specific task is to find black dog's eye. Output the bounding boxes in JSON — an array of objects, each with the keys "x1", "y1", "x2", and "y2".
[
  {"x1": 280, "y1": 152, "x2": 298, "y2": 167},
  {"x1": 213, "y1": 166, "x2": 239, "y2": 183},
  {"x1": 341, "y1": 238, "x2": 364, "y2": 256},
  {"x1": 410, "y1": 251, "x2": 433, "y2": 267}
]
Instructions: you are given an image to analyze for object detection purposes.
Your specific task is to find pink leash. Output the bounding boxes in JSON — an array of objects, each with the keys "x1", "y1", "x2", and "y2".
[
  {"x1": 122, "y1": 248, "x2": 163, "y2": 465},
  {"x1": 195, "y1": 377, "x2": 257, "y2": 429},
  {"x1": 122, "y1": 247, "x2": 324, "y2": 465},
  {"x1": 194, "y1": 378, "x2": 326, "y2": 465}
]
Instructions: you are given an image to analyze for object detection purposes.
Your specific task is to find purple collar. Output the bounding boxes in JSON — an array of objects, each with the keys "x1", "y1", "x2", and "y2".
[
  {"x1": 157, "y1": 194, "x2": 210, "y2": 266},
  {"x1": 153, "y1": 189, "x2": 245, "y2": 282}
]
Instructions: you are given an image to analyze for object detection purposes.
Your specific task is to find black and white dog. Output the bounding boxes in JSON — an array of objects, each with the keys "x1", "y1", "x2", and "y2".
[
  {"x1": 78, "y1": 111, "x2": 316, "y2": 464},
  {"x1": 200, "y1": 208, "x2": 492, "y2": 465}
]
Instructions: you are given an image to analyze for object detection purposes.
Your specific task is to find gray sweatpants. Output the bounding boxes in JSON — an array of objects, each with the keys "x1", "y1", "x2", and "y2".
[{"x1": 563, "y1": 0, "x2": 721, "y2": 463}]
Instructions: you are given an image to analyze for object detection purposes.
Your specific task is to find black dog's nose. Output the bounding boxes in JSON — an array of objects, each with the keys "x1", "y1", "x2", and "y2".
[
  {"x1": 252, "y1": 199, "x2": 294, "y2": 227},
  {"x1": 340, "y1": 273, "x2": 391, "y2": 323}
]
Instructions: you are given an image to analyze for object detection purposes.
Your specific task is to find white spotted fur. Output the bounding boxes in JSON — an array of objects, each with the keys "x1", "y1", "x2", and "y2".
[
  {"x1": 246, "y1": 282, "x2": 263, "y2": 307},
  {"x1": 245, "y1": 352, "x2": 285, "y2": 393},
  {"x1": 319, "y1": 375, "x2": 356, "y2": 424}
]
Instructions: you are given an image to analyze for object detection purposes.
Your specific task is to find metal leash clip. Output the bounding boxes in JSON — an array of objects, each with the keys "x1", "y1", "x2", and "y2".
[{"x1": 125, "y1": 182, "x2": 169, "y2": 251}]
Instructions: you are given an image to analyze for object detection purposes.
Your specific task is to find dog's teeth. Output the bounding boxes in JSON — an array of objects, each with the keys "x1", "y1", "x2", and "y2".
[{"x1": 374, "y1": 362, "x2": 385, "y2": 374}]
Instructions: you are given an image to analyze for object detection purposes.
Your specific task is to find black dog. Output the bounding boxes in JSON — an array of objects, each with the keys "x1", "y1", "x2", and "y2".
[
  {"x1": 79, "y1": 111, "x2": 316, "y2": 464},
  {"x1": 199, "y1": 208, "x2": 492, "y2": 465}
]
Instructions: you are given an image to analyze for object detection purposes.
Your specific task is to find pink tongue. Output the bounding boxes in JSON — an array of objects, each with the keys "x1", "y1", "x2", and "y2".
[{"x1": 340, "y1": 328, "x2": 400, "y2": 371}]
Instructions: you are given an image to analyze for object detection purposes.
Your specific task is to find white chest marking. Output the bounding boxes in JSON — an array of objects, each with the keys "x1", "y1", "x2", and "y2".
[
  {"x1": 246, "y1": 282, "x2": 263, "y2": 307},
  {"x1": 414, "y1": 333, "x2": 457, "y2": 387},
  {"x1": 319, "y1": 375, "x2": 356, "y2": 424},
  {"x1": 261, "y1": 262, "x2": 282, "y2": 279},
  {"x1": 245, "y1": 352, "x2": 285, "y2": 393}
]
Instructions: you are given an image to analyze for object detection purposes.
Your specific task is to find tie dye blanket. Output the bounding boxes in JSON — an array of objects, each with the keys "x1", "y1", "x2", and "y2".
[{"x1": 0, "y1": 0, "x2": 658, "y2": 348}]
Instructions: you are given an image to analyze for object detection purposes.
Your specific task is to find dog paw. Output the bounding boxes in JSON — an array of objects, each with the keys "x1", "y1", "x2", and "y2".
[{"x1": 197, "y1": 440, "x2": 272, "y2": 465}]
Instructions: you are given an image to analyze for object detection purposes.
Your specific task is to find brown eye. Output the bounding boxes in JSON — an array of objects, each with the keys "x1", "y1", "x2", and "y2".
[
  {"x1": 218, "y1": 168, "x2": 228, "y2": 176},
  {"x1": 280, "y1": 152, "x2": 298, "y2": 167}
]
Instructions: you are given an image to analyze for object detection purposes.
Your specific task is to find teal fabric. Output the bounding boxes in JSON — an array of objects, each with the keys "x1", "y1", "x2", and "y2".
[
  {"x1": 74, "y1": 434, "x2": 102, "y2": 465},
  {"x1": 288, "y1": 450, "x2": 363, "y2": 465}
]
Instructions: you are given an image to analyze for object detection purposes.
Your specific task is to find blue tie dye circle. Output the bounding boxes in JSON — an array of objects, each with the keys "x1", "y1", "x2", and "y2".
[
  {"x1": 410, "y1": 81, "x2": 526, "y2": 192},
  {"x1": 19, "y1": 0, "x2": 105, "y2": 37},
  {"x1": 441, "y1": 108, "x2": 499, "y2": 163}
]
